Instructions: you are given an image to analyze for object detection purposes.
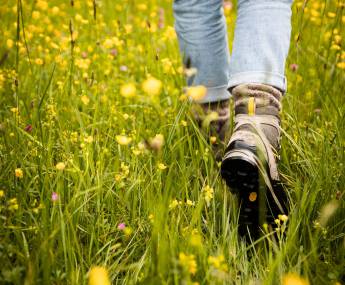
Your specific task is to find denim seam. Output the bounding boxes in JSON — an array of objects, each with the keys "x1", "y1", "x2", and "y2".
[{"x1": 228, "y1": 71, "x2": 287, "y2": 92}]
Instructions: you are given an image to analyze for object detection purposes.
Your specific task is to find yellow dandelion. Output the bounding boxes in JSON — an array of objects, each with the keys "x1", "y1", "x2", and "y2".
[
  {"x1": 115, "y1": 135, "x2": 132, "y2": 146},
  {"x1": 120, "y1": 83, "x2": 136, "y2": 98},
  {"x1": 51, "y1": 6, "x2": 60, "y2": 15},
  {"x1": 0, "y1": 190, "x2": 5, "y2": 198},
  {"x1": 55, "y1": 162, "x2": 66, "y2": 171},
  {"x1": 88, "y1": 266, "x2": 111, "y2": 285},
  {"x1": 142, "y1": 77, "x2": 162, "y2": 96},
  {"x1": 282, "y1": 273, "x2": 309, "y2": 285},
  {"x1": 15, "y1": 168, "x2": 23, "y2": 178},
  {"x1": 186, "y1": 85, "x2": 207, "y2": 101}
]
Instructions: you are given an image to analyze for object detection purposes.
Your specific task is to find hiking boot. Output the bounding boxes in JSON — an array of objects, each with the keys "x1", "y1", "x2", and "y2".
[
  {"x1": 192, "y1": 99, "x2": 230, "y2": 160},
  {"x1": 220, "y1": 83, "x2": 289, "y2": 238}
]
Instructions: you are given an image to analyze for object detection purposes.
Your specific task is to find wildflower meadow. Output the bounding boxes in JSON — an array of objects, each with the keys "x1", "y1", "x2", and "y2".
[{"x1": 0, "y1": 0, "x2": 344, "y2": 284}]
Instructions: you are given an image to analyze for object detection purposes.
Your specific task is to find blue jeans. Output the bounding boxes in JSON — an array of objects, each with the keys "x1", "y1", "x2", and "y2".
[{"x1": 173, "y1": 0, "x2": 293, "y2": 103}]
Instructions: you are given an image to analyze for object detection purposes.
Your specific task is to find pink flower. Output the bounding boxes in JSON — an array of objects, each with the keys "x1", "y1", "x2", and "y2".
[
  {"x1": 24, "y1": 124, "x2": 33, "y2": 132},
  {"x1": 120, "y1": 65, "x2": 128, "y2": 72},
  {"x1": 290, "y1": 63, "x2": 299, "y2": 72},
  {"x1": 52, "y1": 192, "x2": 59, "y2": 202},
  {"x1": 117, "y1": 223, "x2": 126, "y2": 230}
]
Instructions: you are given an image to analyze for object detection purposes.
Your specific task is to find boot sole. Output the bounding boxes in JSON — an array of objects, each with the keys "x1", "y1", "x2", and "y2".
[{"x1": 221, "y1": 149, "x2": 288, "y2": 239}]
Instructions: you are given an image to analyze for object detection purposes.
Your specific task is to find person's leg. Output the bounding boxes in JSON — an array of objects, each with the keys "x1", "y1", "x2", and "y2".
[
  {"x1": 221, "y1": 0, "x2": 293, "y2": 238},
  {"x1": 228, "y1": 0, "x2": 293, "y2": 91},
  {"x1": 173, "y1": 0, "x2": 232, "y2": 148},
  {"x1": 173, "y1": 0, "x2": 231, "y2": 103}
]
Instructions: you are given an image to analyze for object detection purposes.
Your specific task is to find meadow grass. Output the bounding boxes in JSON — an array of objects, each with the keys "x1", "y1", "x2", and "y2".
[{"x1": 0, "y1": 0, "x2": 344, "y2": 284}]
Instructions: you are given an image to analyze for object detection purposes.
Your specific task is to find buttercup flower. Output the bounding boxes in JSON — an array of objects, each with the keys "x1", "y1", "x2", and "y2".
[
  {"x1": 116, "y1": 135, "x2": 132, "y2": 146},
  {"x1": 179, "y1": 252, "x2": 197, "y2": 275},
  {"x1": 158, "y1": 163, "x2": 167, "y2": 170},
  {"x1": 88, "y1": 266, "x2": 111, "y2": 285},
  {"x1": 15, "y1": 168, "x2": 23, "y2": 178},
  {"x1": 55, "y1": 162, "x2": 66, "y2": 171},
  {"x1": 282, "y1": 273, "x2": 309, "y2": 285},
  {"x1": 186, "y1": 85, "x2": 207, "y2": 101},
  {"x1": 120, "y1": 83, "x2": 136, "y2": 98},
  {"x1": 142, "y1": 77, "x2": 162, "y2": 96}
]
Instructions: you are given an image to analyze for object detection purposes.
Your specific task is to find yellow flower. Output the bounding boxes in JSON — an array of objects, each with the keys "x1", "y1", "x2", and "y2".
[
  {"x1": 84, "y1": 136, "x2": 94, "y2": 143},
  {"x1": 336, "y1": 62, "x2": 345, "y2": 69},
  {"x1": 0, "y1": 190, "x2": 5, "y2": 198},
  {"x1": 148, "y1": 214, "x2": 154, "y2": 223},
  {"x1": 169, "y1": 199, "x2": 180, "y2": 210},
  {"x1": 163, "y1": 26, "x2": 177, "y2": 40},
  {"x1": 179, "y1": 252, "x2": 197, "y2": 275},
  {"x1": 8, "y1": 198, "x2": 19, "y2": 211},
  {"x1": 282, "y1": 273, "x2": 309, "y2": 285},
  {"x1": 116, "y1": 135, "x2": 132, "y2": 146},
  {"x1": 15, "y1": 168, "x2": 23, "y2": 178},
  {"x1": 123, "y1": 227, "x2": 133, "y2": 236},
  {"x1": 186, "y1": 199, "x2": 195, "y2": 206},
  {"x1": 120, "y1": 83, "x2": 136, "y2": 98},
  {"x1": 35, "y1": 58, "x2": 44, "y2": 65},
  {"x1": 81, "y1": 95, "x2": 90, "y2": 105},
  {"x1": 32, "y1": 11, "x2": 40, "y2": 20},
  {"x1": 142, "y1": 77, "x2": 162, "y2": 96},
  {"x1": 6, "y1": 39, "x2": 14, "y2": 48},
  {"x1": 189, "y1": 231, "x2": 202, "y2": 248},
  {"x1": 186, "y1": 85, "x2": 207, "y2": 101},
  {"x1": 88, "y1": 266, "x2": 111, "y2": 285},
  {"x1": 36, "y1": 0, "x2": 48, "y2": 10},
  {"x1": 11, "y1": 107, "x2": 18, "y2": 113},
  {"x1": 202, "y1": 185, "x2": 214, "y2": 207},
  {"x1": 278, "y1": 214, "x2": 288, "y2": 222},
  {"x1": 208, "y1": 255, "x2": 228, "y2": 272},
  {"x1": 158, "y1": 163, "x2": 167, "y2": 170},
  {"x1": 55, "y1": 162, "x2": 66, "y2": 171},
  {"x1": 103, "y1": 38, "x2": 113, "y2": 49}
]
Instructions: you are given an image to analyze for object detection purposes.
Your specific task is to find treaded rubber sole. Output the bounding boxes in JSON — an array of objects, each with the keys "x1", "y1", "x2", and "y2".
[{"x1": 221, "y1": 153, "x2": 288, "y2": 239}]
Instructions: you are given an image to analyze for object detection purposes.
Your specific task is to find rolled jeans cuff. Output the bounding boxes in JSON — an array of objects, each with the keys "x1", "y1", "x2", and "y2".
[
  {"x1": 195, "y1": 84, "x2": 231, "y2": 103},
  {"x1": 228, "y1": 71, "x2": 287, "y2": 93}
]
